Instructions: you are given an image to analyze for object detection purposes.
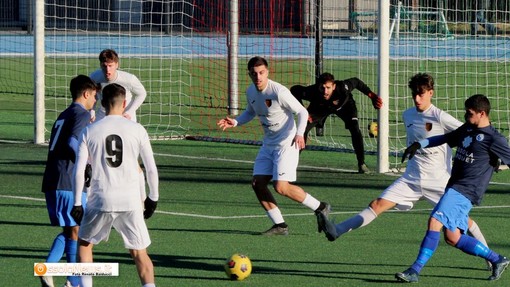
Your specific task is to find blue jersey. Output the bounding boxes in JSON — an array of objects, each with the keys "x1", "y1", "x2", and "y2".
[
  {"x1": 41, "y1": 102, "x2": 91, "y2": 193},
  {"x1": 444, "y1": 123, "x2": 510, "y2": 205}
]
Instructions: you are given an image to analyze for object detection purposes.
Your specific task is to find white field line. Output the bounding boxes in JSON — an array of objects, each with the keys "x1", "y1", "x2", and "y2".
[
  {"x1": 154, "y1": 152, "x2": 361, "y2": 173},
  {"x1": 155, "y1": 152, "x2": 510, "y2": 180},
  {"x1": 4, "y1": 152, "x2": 508, "y2": 219},
  {"x1": 2, "y1": 194, "x2": 510, "y2": 220}
]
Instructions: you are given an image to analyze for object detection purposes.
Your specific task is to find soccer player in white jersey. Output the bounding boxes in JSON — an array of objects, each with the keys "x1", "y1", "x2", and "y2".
[
  {"x1": 71, "y1": 83, "x2": 159, "y2": 287},
  {"x1": 317, "y1": 73, "x2": 489, "y2": 261},
  {"x1": 217, "y1": 56, "x2": 330, "y2": 236},
  {"x1": 90, "y1": 48, "x2": 148, "y2": 204},
  {"x1": 89, "y1": 49, "x2": 147, "y2": 122}
]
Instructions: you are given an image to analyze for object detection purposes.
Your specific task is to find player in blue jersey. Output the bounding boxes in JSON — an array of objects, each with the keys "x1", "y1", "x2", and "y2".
[
  {"x1": 40, "y1": 75, "x2": 97, "y2": 287},
  {"x1": 290, "y1": 73, "x2": 382, "y2": 173},
  {"x1": 217, "y1": 56, "x2": 330, "y2": 236},
  {"x1": 396, "y1": 94, "x2": 510, "y2": 283},
  {"x1": 317, "y1": 74, "x2": 489, "y2": 264}
]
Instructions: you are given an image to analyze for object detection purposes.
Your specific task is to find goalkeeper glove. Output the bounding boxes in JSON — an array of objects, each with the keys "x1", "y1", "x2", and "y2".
[
  {"x1": 70, "y1": 205, "x2": 84, "y2": 225},
  {"x1": 401, "y1": 142, "x2": 421, "y2": 163},
  {"x1": 368, "y1": 92, "x2": 383, "y2": 109},
  {"x1": 84, "y1": 163, "x2": 92, "y2": 188},
  {"x1": 144, "y1": 197, "x2": 158, "y2": 219}
]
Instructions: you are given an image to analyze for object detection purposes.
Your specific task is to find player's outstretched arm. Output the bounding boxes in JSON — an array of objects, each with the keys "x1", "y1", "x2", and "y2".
[
  {"x1": 368, "y1": 92, "x2": 383, "y2": 109},
  {"x1": 217, "y1": 117, "x2": 237, "y2": 130}
]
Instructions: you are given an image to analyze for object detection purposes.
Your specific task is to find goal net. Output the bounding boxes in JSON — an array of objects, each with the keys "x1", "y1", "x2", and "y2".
[
  {"x1": 385, "y1": 1, "x2": 510, "y2": 169},
  {"x1": 42, "y1": 1, "x2": 197, "y2": 140},
  {"x1": 1, "y1": 0, "x2": 509, "y2": 171},
  {"x1": 336, "y1": 1, "x2": 510, "y2": 170}
]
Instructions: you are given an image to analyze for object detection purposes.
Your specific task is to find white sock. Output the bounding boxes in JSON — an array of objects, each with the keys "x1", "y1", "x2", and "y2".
[
  {"x1": 301, "y1": 193, "x2": 321, "y2": 211},
  {"x1": 142, "y1": 284, "x2": 156, "y2": 287},
  {"x1": 80, "y1": 276, "x2": 92, "y2": 287},
  {"x1": 336, "y1": 207, "x2": 377, "y2": 236},
  {"x1": 468, "y1": 220, "x2": 488, "y2": 247},
  {"x1": 266, "y1": 207, "x2": 285, "y2": 225}
]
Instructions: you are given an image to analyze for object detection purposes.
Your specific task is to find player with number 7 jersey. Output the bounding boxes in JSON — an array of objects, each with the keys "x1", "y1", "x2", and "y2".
[{"x1": 40, "y1": 75, "x2": 97, "y2": 287}]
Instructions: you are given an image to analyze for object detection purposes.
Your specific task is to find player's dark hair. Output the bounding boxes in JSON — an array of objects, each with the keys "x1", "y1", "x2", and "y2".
[
  {"x1": 247, "y1": 56, "x2": 268, "y2": 70},
  {"x1": 69, "y1": 75, "x2": 97, "y2": 101},
  {"x1": 101, "y1": 83, "x2": 126, "y2": 114},
  {"x1": 408, "y1": 73, "x2": 434, "y2": 95},
  {"x1": 99, "y1": 49, "x2": 119, "y2": 63},
  {"x1": 318, "y1": 72, "x2": 335, "y2": 84},
  {"x1": 465, "y1": 94, "x2": 491, "y2": 115}
]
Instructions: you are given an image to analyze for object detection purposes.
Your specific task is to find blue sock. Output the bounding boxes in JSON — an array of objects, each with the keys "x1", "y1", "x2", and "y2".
[
  {"x1": 411, "y1": 230, "x2": 440, "y2": 274},
  {"x1": 46, "y1": 233, "x2": 65, "y2": 262},
  {"x1": 65, "y1": 238, "x2": 80, "y2": 287},
  {"x1": 65, "y1": 238, "x2": 78, "y2": 263},
  {"x1": 456, "y1": 234, "x2": 500, "y2": 262}
]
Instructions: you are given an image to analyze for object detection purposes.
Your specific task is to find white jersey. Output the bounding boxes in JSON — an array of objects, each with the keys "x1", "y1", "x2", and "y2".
[
  {"x1": 235, "y1": 79, "x2": 308, "y2": 149},
  {"x1": 90, "y1": 69, "x2": 147, "y2": 122},
  {"x1": 74, "y1": 115, "x2": 159, "y2": 212},
  {"x1": 401, "y1": 104, "x2": 462, "y2": 185}
]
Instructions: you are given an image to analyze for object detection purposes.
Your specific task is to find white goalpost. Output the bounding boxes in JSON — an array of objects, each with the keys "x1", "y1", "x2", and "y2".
[
  {"x1": 378, "y1": 0, "x2": 390, "y2": 173},
  {"x1": 33, "y1": 0, "x2": 45, "y2": 144}
]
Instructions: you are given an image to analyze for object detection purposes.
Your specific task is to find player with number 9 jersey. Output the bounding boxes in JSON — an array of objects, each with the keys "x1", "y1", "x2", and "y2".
[
  {"x1": 72, "y1": 83, "x2": 158, "y2": 287},
  {"x1": 73, "y1": 109, "x2": 158, "y2": 212}
]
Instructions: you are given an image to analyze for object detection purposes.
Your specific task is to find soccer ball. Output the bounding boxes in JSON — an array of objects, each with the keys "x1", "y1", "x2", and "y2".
[
  {"x1": 224, "y1": 253, "x2": 252, "y2": 281},
  {"x1": 368, "y1": 120, "x2": 378, "y2": 138}
]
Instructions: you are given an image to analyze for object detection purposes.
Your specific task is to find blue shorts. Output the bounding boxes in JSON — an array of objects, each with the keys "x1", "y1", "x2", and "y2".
[
  {"x1": 45, "y1": 190, "x2": 87, "y2": 227},
  {"x1": 431, "y1": 188, "x2": 472, "y2": 233}
]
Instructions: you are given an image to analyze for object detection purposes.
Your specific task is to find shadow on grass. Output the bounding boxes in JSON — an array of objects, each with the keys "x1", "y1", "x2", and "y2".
[{"x1": 0, "y1": 246, "x2": 494, "y2": 283}]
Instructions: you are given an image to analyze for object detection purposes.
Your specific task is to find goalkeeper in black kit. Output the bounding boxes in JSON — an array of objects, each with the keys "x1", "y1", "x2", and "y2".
[{"x1": 290, "y1": 72, "x2": 382, "y2": 173}]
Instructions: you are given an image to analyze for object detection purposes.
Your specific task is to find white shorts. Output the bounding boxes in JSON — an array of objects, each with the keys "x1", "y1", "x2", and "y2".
[
  {"x1": 379, "y1": 177, "x2": 445, "y2": 210},
  {"x1": 78, "y1": 208, "x2": 151, "y2": 250},
  {"x1": 253, "y1": 145, "x2": 299, "y2": 182}
]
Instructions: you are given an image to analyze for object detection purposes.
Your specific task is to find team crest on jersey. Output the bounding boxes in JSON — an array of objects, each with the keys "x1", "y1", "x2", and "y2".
[
  {"x1": 476, "y1": 134, "x2": 484, "y2": 141},
  {"x1": 265, "y1": 99, "x2": 272, "y2": 107},
  {"x1": 425, "y1": 122, "x2": 432, "y2": 131}
]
